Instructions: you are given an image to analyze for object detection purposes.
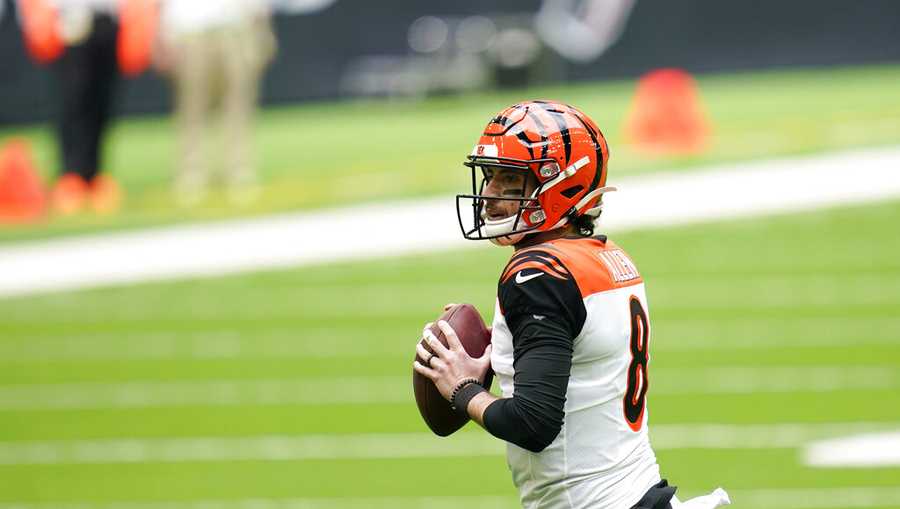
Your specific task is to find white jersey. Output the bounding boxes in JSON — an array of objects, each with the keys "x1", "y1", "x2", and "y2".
[{"x1": 490, "y1": 237, "x2": 661, "y2": 508}]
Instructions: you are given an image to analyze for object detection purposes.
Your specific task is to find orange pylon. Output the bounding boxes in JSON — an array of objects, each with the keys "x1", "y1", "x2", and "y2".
[
  {"x1": 0, "y1": 139, "x2": 48, "y2": 224},
  {"x1": 117, "y1": 0, "x2": 159, "y2": 76},
  {"x1": 18, "y1": 0, "x2": 65, "y2": 64},
  {"x1": 624, "y1": 68, "x2": 711, "y2": 156}
]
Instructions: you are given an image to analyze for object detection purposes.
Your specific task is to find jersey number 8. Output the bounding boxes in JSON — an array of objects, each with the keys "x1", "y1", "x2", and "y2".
[{"x1": 624, "y1": 296, "x2": 649, "y2": 431}]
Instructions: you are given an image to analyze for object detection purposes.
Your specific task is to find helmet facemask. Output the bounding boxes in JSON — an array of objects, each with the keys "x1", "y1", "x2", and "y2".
[{"x1": 456, "y1": 156, "x2": 548, "y2": 246}]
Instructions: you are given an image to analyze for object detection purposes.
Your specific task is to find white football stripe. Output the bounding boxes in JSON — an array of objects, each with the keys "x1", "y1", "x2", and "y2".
[
  {"x1": 2, "y1": 314, "x2": 899, "y2": 364},
  {"x1": 0, "y1": 422, "x2": 897, "y2": 465},
  {"x1": 0, "y1": 377, "x2": 408, "y2": 410},
  {"x1": 4, "y1": 316, "x2": 900, "y2": 362},
  {"x1": 727, "y1": 486, "x2": 900, "y2": 509},
  {"x1": 0, "y1": 496, "x2": 521, "y2": 509},
  {"x1": 2, "y1": 146, "x2": 900, "y2": 297},
  {"x1": 0, "y1": 366, "x2": 895, "y2": 411},
  {"x1": 0, "y1": 330, "x2": 396, "y2": 362},
  {"x1": 804, "y1": 431, "x2": 900, "y2": 468}
]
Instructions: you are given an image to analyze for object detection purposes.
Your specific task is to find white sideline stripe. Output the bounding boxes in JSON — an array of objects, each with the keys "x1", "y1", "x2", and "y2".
[
  {"x1": 804, "y1": 431, "x2": 900, "y2": 467},
  {"x1": 2, "y1": 146, "x2": 900, "y2": 298},
  {"x1": 0, "y1": 366, "x2": 895, "y2": 411},
  {"x1": 4, "y1": 488, "x2": 900, "y2": 509},
  {"x1": 0, "y1": 422, "x2": 897, "y2": 465}
]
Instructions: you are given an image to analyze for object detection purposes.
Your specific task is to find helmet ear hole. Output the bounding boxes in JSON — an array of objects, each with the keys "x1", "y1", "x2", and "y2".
[{"x1": 561, "y1": 185, "x2": 584, "y2": 199}]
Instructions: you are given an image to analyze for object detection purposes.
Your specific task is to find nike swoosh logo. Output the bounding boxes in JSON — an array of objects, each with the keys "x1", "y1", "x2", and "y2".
[{"x1": 515, "y1": 271, "x2": 544, "y2": 284}]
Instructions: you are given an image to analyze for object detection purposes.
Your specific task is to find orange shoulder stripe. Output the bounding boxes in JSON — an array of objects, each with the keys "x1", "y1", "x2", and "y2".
[
  {"x1": 540, "y1": 238, "x2": 643, "y2": 297},
  {"x1": 500, "y1": 247, "x2": 571, "y2": 283}
]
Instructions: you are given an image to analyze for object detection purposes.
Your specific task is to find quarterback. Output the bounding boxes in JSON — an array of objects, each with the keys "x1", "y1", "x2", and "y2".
[{"x1": 413, "y1": 101, "x2": 729, "y2": 509}]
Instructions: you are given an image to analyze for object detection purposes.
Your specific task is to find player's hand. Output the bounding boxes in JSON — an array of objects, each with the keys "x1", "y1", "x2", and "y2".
[{"x1": 413, "y1": 320, "x2": 492, "y2": 402}]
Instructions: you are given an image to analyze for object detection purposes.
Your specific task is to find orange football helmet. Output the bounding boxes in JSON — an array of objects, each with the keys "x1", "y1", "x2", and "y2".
[{"x1": 457, "y1": 100, "x2": 615, "y2": 245}]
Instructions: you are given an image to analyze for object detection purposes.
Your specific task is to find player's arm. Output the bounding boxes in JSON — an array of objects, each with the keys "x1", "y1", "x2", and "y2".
[{"x1": 467, "y1": 258, "x2": 585, "y2": 453}]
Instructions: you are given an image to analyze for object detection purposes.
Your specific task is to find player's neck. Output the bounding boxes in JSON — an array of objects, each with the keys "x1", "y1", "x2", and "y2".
[{"x1": 513, "y1": 227, "x2": 578, "y2": 251}]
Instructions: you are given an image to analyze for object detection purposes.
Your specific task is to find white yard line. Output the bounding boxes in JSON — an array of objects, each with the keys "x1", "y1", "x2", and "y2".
[
  {"x1": 4, "y1": 316, "x2": 899, "y2": 362},
  {"x1": 725, "y1": 487, "x2": 900, "y2": 509},
  {"x1": 0, "y1": 422, "x2": 898, "y2": 465},
  {"x1": 1, "y1": 146, "x2": 900, "y2": 298},
  {"x1": 0, "y1": 497, "x2": 519, "y2": 509},
  {"x1": 804, "y1": 431, "x2": 900, "y2": 468},
  {"x1": 0, "y1": 365, "x2": 895, "y2": 411},
  {"x1": 4, "y1": 488, "x2": 900, "y2": 509}
]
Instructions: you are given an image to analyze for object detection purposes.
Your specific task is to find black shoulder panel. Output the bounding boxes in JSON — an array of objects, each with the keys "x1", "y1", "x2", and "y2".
[{"x1": 498, "y1": 248, "x2": 586, "y2": 342}]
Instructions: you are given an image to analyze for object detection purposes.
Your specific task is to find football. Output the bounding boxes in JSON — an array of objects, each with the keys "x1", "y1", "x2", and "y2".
[{"x1": 413, "y1": 303, "x2": 494, "y2": 436}]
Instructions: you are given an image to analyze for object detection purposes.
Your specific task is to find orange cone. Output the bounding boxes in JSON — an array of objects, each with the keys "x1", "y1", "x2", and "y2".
[
  {"x1": 0, "y1": 139, "x2": 48, "y2": 224},
  {"x1": 18, "y1": 0, "x2": 65, "y2": 65},
  {"x1": 117, "y1": 0, "x2": 159, "y2": 76},
  {"x1": 624, "y1": 68, "x2": 711, "y2": 156}
]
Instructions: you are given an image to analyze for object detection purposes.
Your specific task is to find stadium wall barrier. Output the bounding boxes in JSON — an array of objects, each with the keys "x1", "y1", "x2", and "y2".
[{"x1": 1, "y1": 0, "x2": 899, "y2": 125}]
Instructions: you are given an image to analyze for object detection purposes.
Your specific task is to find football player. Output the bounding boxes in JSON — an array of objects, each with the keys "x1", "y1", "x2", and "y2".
[{"x1": 413, "y1": 101, "x2": 729, "y2": 509}]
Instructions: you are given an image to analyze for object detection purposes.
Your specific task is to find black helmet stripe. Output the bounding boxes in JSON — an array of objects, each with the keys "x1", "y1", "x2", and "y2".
[
  {"x1": 568, "y1": 109, "x2": 604, "y2": 192},
  {"x1": 537, "y1": 105, "x2": 572, "y2": 165},
  {"x1": 524, "y1": 108, "x2": 550, "y2": 159},
  {"x1": 515, "y1": 130, "x2": 539, "y2": 159},
  {"x1": 484, "y1": 116, "x2": 524, "y2": 136},
  {"x1": 485, "y1": 104, "x2": 528, "y2": 136}
]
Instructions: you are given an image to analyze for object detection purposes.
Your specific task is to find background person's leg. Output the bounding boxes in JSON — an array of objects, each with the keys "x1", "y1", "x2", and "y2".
[
  {"x1": 52, "y1": 24, "x2": 93, "y2": 214},
  {"x1": 83, "y1": 13, "x2": 123, "y2": 213},
  {"x1": 82, "y1": 13, "x2": 119, "y2": 183},
  {"x1": 219, "y1": 19, "x2": 272, "y2": 203},
  {"x1": 173, "y1": 32, "x2": 214, "y2": 205}
]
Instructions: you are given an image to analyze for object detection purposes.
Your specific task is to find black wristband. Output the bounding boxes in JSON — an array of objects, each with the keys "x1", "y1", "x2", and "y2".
[{"x1": 450, "y1": 379, "x2": 485, "y2": 419}]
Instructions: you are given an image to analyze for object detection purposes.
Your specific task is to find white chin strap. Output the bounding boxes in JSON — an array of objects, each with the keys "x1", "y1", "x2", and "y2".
[{"x1": 479, "y1": 212, "x2": 530, "y2": 246}]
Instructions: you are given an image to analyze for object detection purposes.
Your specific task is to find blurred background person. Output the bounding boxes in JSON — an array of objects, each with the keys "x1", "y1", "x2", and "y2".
[
  {"x1": 16, "y1": 0, "x2": 135, "y2": 215},
  {"x1": 156, "y1": 0, "x2": 276, "y2": 207}
]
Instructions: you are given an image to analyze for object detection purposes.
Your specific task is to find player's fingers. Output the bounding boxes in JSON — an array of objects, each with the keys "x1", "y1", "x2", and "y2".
[
  {"x1": 415, "y1": 342, "x2": 433, "y2": 363},
  {"x1": 438, "y1": 320, "x2": 464, "y2": 352},
  {"x1": 413, "y1": 360, "x2": 438, "y2": 380},
  {"x1": 429, "y1": 356, "x2": 447, "y2": 371},
  {"x1": 423, "y1": 329, "x2": 450, "y2": 357}
]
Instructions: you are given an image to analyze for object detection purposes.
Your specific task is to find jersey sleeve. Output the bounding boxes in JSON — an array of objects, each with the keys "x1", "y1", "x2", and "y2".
[{"x1": 483, "y1": 248, "x2": 587, "y2": 452}]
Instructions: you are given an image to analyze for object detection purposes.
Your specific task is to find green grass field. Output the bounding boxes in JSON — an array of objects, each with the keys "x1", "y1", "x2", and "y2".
[
  {"x1": 2, "y1": 64, "x2": 900, "y2": 242},
  {"x1": 1, "y1": 197, "x2": 898, "y2": 507},
  {"x1": 1, "y1": 62, "x2": 899, "y2": 507}
]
